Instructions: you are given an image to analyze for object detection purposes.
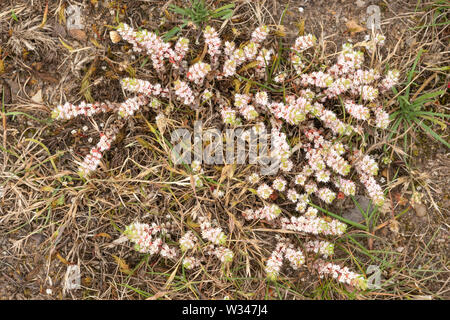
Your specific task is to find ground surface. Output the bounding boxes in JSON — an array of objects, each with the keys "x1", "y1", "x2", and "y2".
[{"x1": 0, "y1": 0, "x2": 448, "y2": 300}]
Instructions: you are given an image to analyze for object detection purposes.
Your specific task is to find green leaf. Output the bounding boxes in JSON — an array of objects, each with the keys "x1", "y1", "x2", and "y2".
[
  {"x1": 415, "y1": 111, "x2": 450, "y2": 119},
  {"x1": 406, "y1": 49, "x2": 423, "y2": 98},
  {"x1": 308, "y1": 203, "x2": 369, "y2": 231},
  {"x1": 412, "y1": 89, "x2": 445, "y2": 105},
  {"x1": 11, "y1": 10, "x2": 18, "y2": 21},
  {"x1": 213, "y1": 3, "x2": 235, "y2": 12},
  {"x1": 163, "y1": 26, "x2": 181, "y2": 41},
  {"x1": 169, "y1": 5, "x2": 189, "y2": 16},
  {"x1": 415, "y1": 119, "x2": 450, "y2": 148}
]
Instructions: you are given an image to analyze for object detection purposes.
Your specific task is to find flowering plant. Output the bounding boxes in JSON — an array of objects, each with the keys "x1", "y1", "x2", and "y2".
[{"x1": 50, "y1": 20, "x2": 400, "y2": 291}]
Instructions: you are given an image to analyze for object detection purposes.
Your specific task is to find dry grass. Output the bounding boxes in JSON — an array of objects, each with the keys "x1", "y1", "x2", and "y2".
[{"x1": 0, "y1": 0, "x2": 448, "y2": 300}]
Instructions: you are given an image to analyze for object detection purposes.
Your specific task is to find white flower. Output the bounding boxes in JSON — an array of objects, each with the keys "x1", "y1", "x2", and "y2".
[
  {"x1": 183, "y1": 256, "x2": 200, "y2": 270},
  {"x1": 213, "y1": 188, "x2": 224, "y2": 198},
  {"x1": 191, "y1": 160, "x2": 202, "y2": 173},
  {"x1": 257, "y1": 183, "x2": 273, "y2": 200},
  {"x1": 199, "y1": 217, "x2": 227, "y2": 245},
  {"x1": 287, "y1": 189, "x2": 300, "y2": 202},
  {"x1": 292, "y1": 34, "x2": 316, "y2": 52},
  {"x1": 255, "y1": 91, "x2": 269, "y2": 106},
  {"x1": 274, "y1": 73, "x2": 287, "y2": 83},
  {"x1": 193, "y1": 175, "x2": 203, "y2": 188},
  {"x1": 374, "y1": 107, "x2": 390, "y2": 129},
  {"x1": 221, "y1": 107, "x2": 240, "y2": 125},
  {"x1": 361, "y1": 85, "x2": 379, "y2": 102},
  {"x1": 272, "y1": 177, "x2": 287, "y2": 192},
  {"x1": 179, "y1": 231, "x2": 197, "y2": 251},
  {"x1": 174, "y1": 80, "x2": 195, "y2": 106},
  {"x1": 248, "y1": 172, "x2": 260, "y2": 184},
  {"x1": 295, "y1": 201, "x2": 308, "y2": 213},
  {"x1": 305, "y1": 207, "x2": 318, "y2": 218},
  {"x1": 251, "y1": 26, "x2": 269, "y2": 44},
  {"x1": 317, "y1": 188, "x2": 336, "y2": 204},
  {"x1": 187, "y1": 62, "x2": 211, "y2": 85},
  {"x1": 294, "y1": 173, "x2": 307, "y2": 186}
]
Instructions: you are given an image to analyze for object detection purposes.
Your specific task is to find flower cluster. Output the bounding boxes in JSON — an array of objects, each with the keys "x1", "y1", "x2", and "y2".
[
  {"x1": 182, "y1": 256, "x2": 201, "y2": 270},
  {"x1": 124, "y1": 222, "x2": 177, "y2": 259},
  {"x1": 256, "y1": 183, "x2": 273, "y2": 200},
  {"x1": 305, "y1": 240, "x2": 334, "y2": 258},
  {"x1": 187, "y1": 62, "x2": 211, "y2": 85},
  {"x1": 345, "y1": 100, "x2": 370, "y2": 121},
  {"x1": 380, "y1": 69, "x2": 400, "y2": 92},
  {"x1": 117, "y1": 23, "x2": 172, "y2": 71},
  {"x1": 314, "y1": 259, "x2": 367, "y2": 290},
  {"x1": 265, "y1": 237, "x2": 305, "y2": 281},
  {"x1": 206, "y1": 245, "x2": 234, "y2": 263},
  {"x1": 179, "y1": 231, "x2": 197, "y2": 252},
  {"x1": 234, "y1": 93, "x2": 258, "y2": 120},
  {"x1": 199, "y1": 216, "x2": 227, "y2": 245},
  {"x1": 251, "y1": 26, "x2": 270, "y2": 44},
  {"x1": 280, "y1": 215, "x2": 347, "y2": 236},
  {"x1": 79, "y1": 131, "x2": 117, "y2": 176},
  {"x1": 242, "y1": 204, "x2": 281, "y2": 221},
  {"x1": 51, "y1": 101, "x2": 113, "y2": 120},
  {"x1": 220, "y1": 107, "x2": 241, "y2": 125},
  {"x1": 204, "y1": 26, "x2": 221, "y2": 66},
  {"x1": 270, "y1": 126, "x2": 293, "y2": 172},
  {"x1": 354, "y1": 151, "x2": 385, "y2": 206},
  {"x1": 174, "y1": 80, "x2": 195, "y2": 106},
  {"x1": 374, "y1": 107, "x2": 390, "y2": 129},
  {"x1": 52, "y1": 21, "x2": 402, "y2": 291}
]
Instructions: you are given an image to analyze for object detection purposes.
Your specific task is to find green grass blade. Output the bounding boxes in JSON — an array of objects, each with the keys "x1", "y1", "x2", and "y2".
[{"x1": 415, "y1": 119, "x2": 450, "y2": 148}]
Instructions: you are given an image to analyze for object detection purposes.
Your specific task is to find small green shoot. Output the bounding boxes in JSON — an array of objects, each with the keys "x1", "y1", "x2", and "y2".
[{"x1": 163, "y1": 1, "x2": 234, "y2": 41}]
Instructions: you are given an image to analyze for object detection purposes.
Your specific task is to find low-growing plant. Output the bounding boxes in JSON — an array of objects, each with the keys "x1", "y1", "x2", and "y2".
[
  {"x1": 163, "y1": 0, "x2": 234, "y2": 41},
  {"x1": 388, "y1": 49, "x2": 449, "y2": 154},
  {"x1": 49, "y1": 17, "x2": 408, "y2": 293}
]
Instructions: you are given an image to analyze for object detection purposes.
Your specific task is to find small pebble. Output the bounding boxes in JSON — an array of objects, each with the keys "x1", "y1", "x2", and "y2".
[{"x1": 413, "y1": 203, "x2": 427, "y2": 217}]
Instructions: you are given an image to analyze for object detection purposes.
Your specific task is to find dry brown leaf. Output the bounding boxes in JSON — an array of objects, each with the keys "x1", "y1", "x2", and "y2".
[
  {"x1": 346, "y1": 20, "x2": 366, "y2": 35},
  {"x1": 238, "y1": 61, "x2": 259, "y2": 73},
  {"x1": 69, "y1": 29, "x2": 87, "y2": 41},
  {"x1": 389, "y1": 219, "x2": 400, "y2": 234},
  {"x1": 0, "y1": 59, "x2": 5, "y2": 75},
  {"x1": 56, "y1": 252, "x2": 70, "y2": 265},
  {"x1": 274, "y1": 25, "x2": 286, "y2": 37},
  {"x1": 186, "y1": 216, "x2": 200, "y2": 229},
  {"x1": 156, "y1": 113, "x2": 168, "y2": 134},
  {"x1": 39, "y1": 1, "x2": 48, "y2": 28},
  {"x1": 394, "y1": 193, "x2": 408, "y2": 206},
  {"x1": 94, "y1": 232, "x2": 112, "y2": 239},
  {"x1": 378, "y1": 199, "x2": 392, "y2": 215},
  {"x1": 146, "y1": 291, "x2": 169, "y2": 300},
  {"x1": 191, "y1": 43, "x2": 207, "y2": 64},
  {"x1": 231, "y1": 27, "x2": 240, "y2": 37},
  {"x1": 112, "y1": 255, "x2": 133, "y2": 275},
  {"x1": 219, "y1": 164, "x2": 234, "y2": 184},
  {"x1": 31, "y1": 89, "x2": 43, "y2": 104},
  {"x1": 296, "y1": 19, "x2": 305, "y2": 36}
]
